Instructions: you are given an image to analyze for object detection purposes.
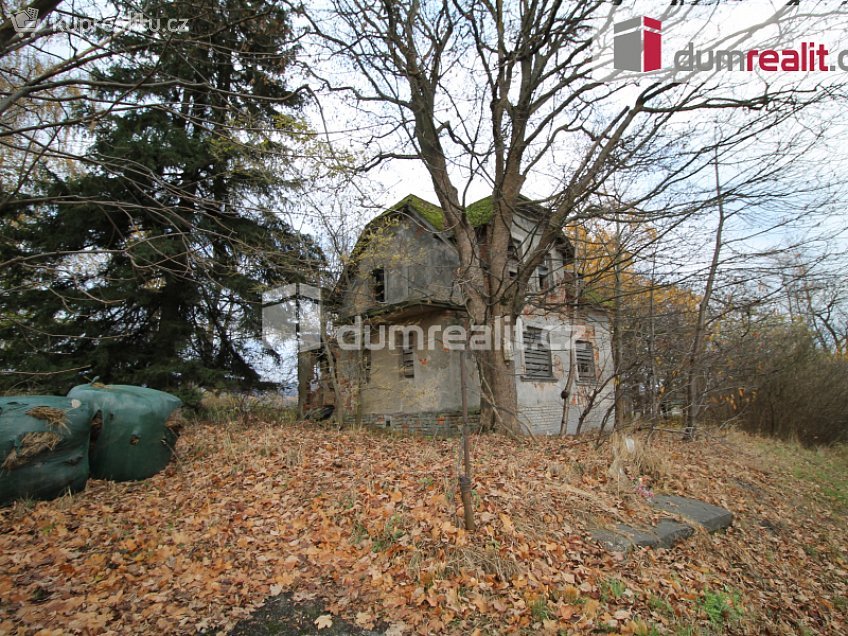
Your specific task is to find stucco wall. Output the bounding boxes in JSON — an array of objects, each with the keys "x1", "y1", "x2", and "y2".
[{"x1": 332, "y1": 307, "x2": 614, "y2": 437}]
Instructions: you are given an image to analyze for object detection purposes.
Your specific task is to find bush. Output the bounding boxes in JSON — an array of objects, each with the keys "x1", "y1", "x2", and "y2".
[
  {"x1": 196, "y1": 391, "x2": 297, "y2": 426},
  {"x1": 714, "y1": 323, "x2": 848, "y2": 446}
]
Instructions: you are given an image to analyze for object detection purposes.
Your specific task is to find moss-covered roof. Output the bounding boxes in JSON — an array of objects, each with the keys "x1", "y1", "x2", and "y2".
[
  {"x1": 391, "y1": 194, "x2": 498, "y2": 230},
  {"x1": 464, "y1": 196, "x2": 496, "y2": 226},
  {"x1": 391, "y1": 194, "x2": 448, "y2": 230}
]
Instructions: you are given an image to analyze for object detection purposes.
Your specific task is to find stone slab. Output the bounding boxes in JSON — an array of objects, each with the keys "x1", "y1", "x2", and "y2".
[{"x1": 650, "y1": 495, "x2": 734, "y2": 532}]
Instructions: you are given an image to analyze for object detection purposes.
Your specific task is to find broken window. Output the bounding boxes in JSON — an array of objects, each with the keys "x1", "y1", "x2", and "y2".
[
  {"x1": 362, "y1": 348, "x2": 371, "y2": 383},
  {"x1": 538, "y1": 253, "x2": 553, "y2": 291},
  {"x1": 507, "y1": 240, "x2": 520, "y2": 280},
  {"x1": 575, "y1": 340, "x2": 596, "y2": 383},
  {"x1": 400, "y1": 331, "x2": 415, "y2": 378},
  {"x1": 523, "y1": 326, "x2": 552, "y2": 378},
  {"x1": 401, "y1": 347, "x2": 415, "y2": 378},
  {"x1": 372, "y1": 268, "x2": 385, "y2": 303}
]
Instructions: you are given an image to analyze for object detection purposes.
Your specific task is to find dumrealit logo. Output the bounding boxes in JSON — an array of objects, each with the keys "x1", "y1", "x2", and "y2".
[
  {"x1": 613, "y1": 16, "x2": 662, "y2": 72},
  {"x1": 608, "y1": 14, "x2": 848, "y2": 75},
  {"x1": 11, "y1": 7, "x2": 39, "y2": 33}
]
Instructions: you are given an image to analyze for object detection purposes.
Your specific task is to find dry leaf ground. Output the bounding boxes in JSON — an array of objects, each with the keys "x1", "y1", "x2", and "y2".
[{"x1": 0, "y1": 419, "x2": 845, "y2": 635}]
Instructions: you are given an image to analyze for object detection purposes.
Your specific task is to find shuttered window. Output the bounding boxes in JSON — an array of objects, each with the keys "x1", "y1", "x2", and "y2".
[
  {"x1": 575, "y1": 340, "x2": 596, "y2": 383},
  {"x1": 523, "y1": 327, "x2": 552, "y2": 378}
]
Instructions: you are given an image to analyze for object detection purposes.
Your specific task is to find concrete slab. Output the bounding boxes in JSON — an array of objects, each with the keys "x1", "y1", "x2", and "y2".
[
  {"x1": 591, "y1": 528, "x2": 635, "y2": 552},
  {"x1": 592, "y1": 494, "x2": 732, "y2": 553},
  {"x1": 653, "y1": 519, "x2": 694, "y2": 548},
  {"x1": 591, "y1": 518, "x2": 694, "y2": 552},
  {"x1": 651, "y1": 495, "x2": 734, "y2": 532}
]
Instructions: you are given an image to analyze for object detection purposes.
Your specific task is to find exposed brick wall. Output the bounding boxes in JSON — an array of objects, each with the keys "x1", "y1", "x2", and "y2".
[
  {"x1": 517, "y1": 405, "x2": 563, "y2": 436},
  {"x1": 346, "y1": 411, "x2": 479, "y2": 436}
]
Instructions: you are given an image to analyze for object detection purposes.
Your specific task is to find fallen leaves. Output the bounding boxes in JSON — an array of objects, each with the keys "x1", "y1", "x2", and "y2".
[
  {"x1": 314, "y1": 614, "x2": 333, "y2": 629},
  {"x1": 0, "y1": 423, "x2": 845, "y2": 634},
  {"x1": 354, "y1": 610, "x2": 375, "y2": 628}
]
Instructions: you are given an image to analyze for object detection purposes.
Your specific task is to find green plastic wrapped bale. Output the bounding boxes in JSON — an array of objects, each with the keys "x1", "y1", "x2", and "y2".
[
  {"x1": 0, "y1": 396, "x2": 93, "y2": 506},
  {"x1": 68, "y1": 384, "x2": 182, "y2": 482}
]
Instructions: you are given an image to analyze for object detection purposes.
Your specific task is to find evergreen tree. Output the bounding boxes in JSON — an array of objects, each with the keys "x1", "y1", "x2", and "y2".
[{"x1": 0, "y1": 0, "x2": 322, "y2": 396}]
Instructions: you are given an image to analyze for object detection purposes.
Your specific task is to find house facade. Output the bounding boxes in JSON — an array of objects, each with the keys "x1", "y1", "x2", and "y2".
[{"x1": 298, "y1": 195, "x2": 615, "y2": 436}]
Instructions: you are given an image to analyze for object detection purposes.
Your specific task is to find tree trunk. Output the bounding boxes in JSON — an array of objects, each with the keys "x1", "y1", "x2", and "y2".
[
  {"x1": 477, "y1": 344, "x2": 519, "y2": 434},
  {"x1": 459, "y1": 346, "x2": 475, "y2": 531},
  {"x1": 647, "y1": 253, "x2": 660, "y2": 424},
  {"x1": 561, "y1": 229, "x2": 581, "y2": 435},
  {"x1": 684, "y1": 149, "x2": 725, "y2": 440},
  {"x1": 612, "y1": 221, "x2": 625, "y2": 429}
]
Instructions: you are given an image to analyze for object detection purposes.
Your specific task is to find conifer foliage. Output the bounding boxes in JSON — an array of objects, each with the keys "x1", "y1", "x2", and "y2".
[{"x1": 0, "y1": 0, "x2": 322, "y2": 395}]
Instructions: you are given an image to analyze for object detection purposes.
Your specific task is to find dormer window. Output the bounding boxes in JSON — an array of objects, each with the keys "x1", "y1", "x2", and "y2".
[{"x1": 372, "y1": 268, "x2": 385, "y2": 303}]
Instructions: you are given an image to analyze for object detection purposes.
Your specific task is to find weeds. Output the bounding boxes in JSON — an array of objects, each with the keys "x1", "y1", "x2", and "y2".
[
  {"x1": 196, "y1": 392, "x2": 297, "y2": 427},
  {"x1": 599, "y1": 577, "x2": 626, "y2": 601},
  {"x1": 529, "y1": 596, "x2": 552, "y2": 621},
  {"x1": 648, "y1": 594, "x2": 674, "y2": 616},
  {"x1": 758, "y1": 438, "x2": 848, "y2": 512},
  {"x1": 607, "y1": 430, "x2": 671, "y2": 490},
  {"x1": 632, "y1": 621, "x2": 662, "y2": 636},
  {"x1": 351, "y1": 521, "x2": 368, "y2": 546},
  {"x1": 698, "y1": 586, "x2": 743, "y2": 630},
  {"x1": 371, "y1": 514, "x2": 406, "y2": 552}
]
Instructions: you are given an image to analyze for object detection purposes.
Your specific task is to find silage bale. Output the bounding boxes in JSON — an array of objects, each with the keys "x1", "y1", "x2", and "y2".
[
  {"x1": 0, "y1": 396, "x2": 93, "y2": 505},
  {"x1": 68, "y1": 384, "x2": 182, "y2": 482}
]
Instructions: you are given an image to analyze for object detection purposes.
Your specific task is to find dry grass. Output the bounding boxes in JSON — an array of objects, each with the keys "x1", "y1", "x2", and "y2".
[
  {"x1": 166, "y1": 409, "x2": 186, "y2": 433},
  {"x1": 445, "y1": 544, "x2": 519, "y2": 582},
  {"x1": 25, "y1": 407, "x2": 70, "y2": 434},
  {"x1": 1, "y1": 431, "x2": 62, "y2": 471},
  {"x1": 284, "y1": 444, "x2": 303, "y2": 468},
  {"x1": 198, "y1": 392, "x2": 297, "y2": 427},
  {"x1": 607, "y1": 429, "x2": 672, "y2": 491}
]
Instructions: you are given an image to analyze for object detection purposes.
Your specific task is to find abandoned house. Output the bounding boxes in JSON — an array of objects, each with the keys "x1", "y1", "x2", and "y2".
[{"x1": 298, "y1": 195, "x2": 615, "y2": 436}]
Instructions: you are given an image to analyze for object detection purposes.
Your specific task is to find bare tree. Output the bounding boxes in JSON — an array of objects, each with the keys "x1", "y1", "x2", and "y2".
[{"x1": 305, "y1": 0, "x2": 847, "y2": 432}]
